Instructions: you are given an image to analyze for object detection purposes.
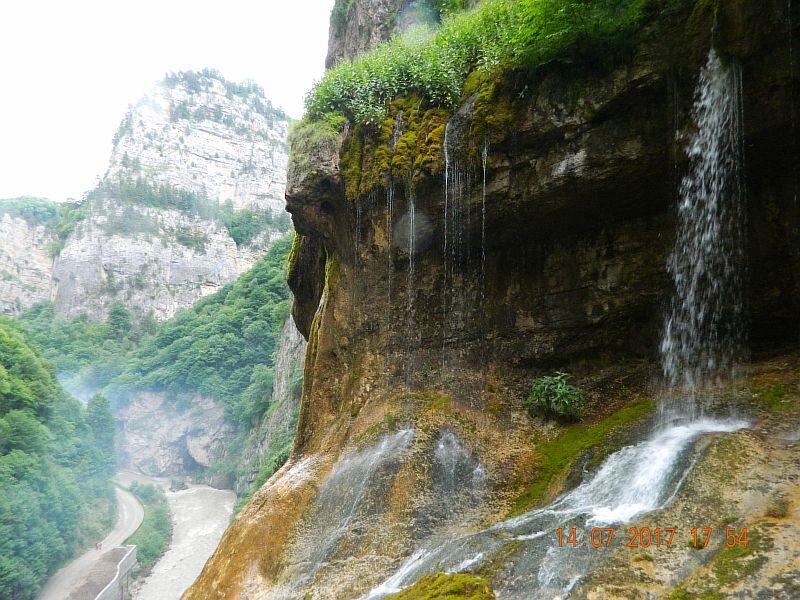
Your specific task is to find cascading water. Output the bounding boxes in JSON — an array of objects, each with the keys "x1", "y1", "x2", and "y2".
[
  {"x1": 480, "y1": 138, "x2": 489, "y2": 306},
  {"x1": 283, "y1": 429, "x2": 414, "y2": 593},
  {"x1": 385, "y1": 182, "x2": 395, "y2": 374},
  {"x1": 660, "y1": 49, "x2": 745, "y2": 421},
  {"x1": 366, "y1": 49, "x2": 750, "y2": 599},
  {"x1": 440, "y1": 118, "x2": 476, "y2": 369},
  {"x1": 405, "y1": 187, "x2": 417, "y2": 386}
]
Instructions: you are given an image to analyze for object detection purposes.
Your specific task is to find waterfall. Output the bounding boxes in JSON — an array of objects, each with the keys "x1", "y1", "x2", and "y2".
[
  {"x1": 385, "y1": 183, "x2": 395, "y2": 374},
  {"x1": 660, "y1": 49, "x2": 745, "y2": 421},
  {"x1": 405, "y1": 187, "x2": 417, "y2": 386},
  {"x1": 366, "y1": 418, "x2": 746, "y2": 600},
  {"x1": 480, "y1": 139, "x2": 489, "y2": 306},
  {"x1": 367, "y1": 49, "x2": 750, "y2": 599},
  {"x1": 440, "y1": 118, "x2": 474, "y2": 368},
  {"x1": 285, "y1": 430, "x2": 414, "y2": 592}
]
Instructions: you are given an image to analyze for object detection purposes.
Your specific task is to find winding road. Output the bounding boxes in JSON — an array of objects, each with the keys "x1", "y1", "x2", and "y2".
[{"x1": 35, "y1": 485, "x2": 144, "y2": 600}]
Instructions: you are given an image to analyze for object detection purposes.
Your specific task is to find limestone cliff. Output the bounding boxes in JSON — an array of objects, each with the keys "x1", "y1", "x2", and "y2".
[
  {"x1": 106, "y1": 70, "x2": 288, "y2": 213},
  {"x1": 187, "y1": 1, "x2": 800, "y2": 598},
  {"x1": 0, "y1": 70, "x2": 290, "y2": 321},
  {"x1": 50, "y1": 197, "x2": 278, "y2": 321},
  {"x1": 118, "y1": 391, "x2": 233, "y2": 478},
  {"x1": 0, "y1": 212, "x2": 55, "y2": 315}
]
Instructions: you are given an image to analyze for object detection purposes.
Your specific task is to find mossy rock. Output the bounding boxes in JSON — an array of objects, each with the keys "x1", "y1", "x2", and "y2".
[
  {"x1": 339, "y1": 96, "x2": 449, "y2": 201},
  {"x1": 510, "y1": 399, "x2": 655, "y2": 515},
  {"x1": 386, "y1": 572, "x2": 496, "y2": 599}
]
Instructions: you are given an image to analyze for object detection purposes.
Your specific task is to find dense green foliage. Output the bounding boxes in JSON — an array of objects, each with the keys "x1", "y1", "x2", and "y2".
[
  {"x1": 17, "y1": 302, "x2": 152, "y2": 397},
  {"x1": 0, "y1": 197, "x2": 59, "y2": 226},
  {"x1": 0, "y1": 321, "x2": 116, "y2": 599},
  {"x1": 125, "y1": 483, "x2": 171, "y2": 570},
  {"x1": 310, "y1": 0, "x2": 655, "y2": 124},
  {"x1": 526, "y1": 372, "x2": 585, "y2": 421},
  {"x1": 110, "y1": 236, "x2": 292, "y2": 427}
]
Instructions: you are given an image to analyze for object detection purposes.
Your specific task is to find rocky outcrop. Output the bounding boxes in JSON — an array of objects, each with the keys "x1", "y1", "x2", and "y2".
[
  {"x1": 327, "y1": 0, "x2": 404, "y2": 68},
  {"x1": 118, "y1": 391, "x2": 233, "y2": 478},
  {"x1": 186, "y1": 1, "x2": 800, "y2": 598},
  {"x1": 0, "y1": 214, "x2": 54, "y2": 315},
  {"x1": 107, "y1": 71, "x2": 288, "y2": 213},
  {"x1": 50, "y1": 198, "x2": 275, "y2": 321},
  {"x1": 0, "y1": 71, "x2": 290, "y2": 320}
]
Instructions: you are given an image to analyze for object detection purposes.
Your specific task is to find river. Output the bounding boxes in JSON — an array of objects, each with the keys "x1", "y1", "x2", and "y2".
[{"x1": 118, "y1": 472, "x2": 236, "y2": 600}]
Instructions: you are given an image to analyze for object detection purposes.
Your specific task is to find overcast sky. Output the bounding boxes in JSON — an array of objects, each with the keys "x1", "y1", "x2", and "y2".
[{"x1": 0, "y1": 0, "x2": 335, "y2": 201}]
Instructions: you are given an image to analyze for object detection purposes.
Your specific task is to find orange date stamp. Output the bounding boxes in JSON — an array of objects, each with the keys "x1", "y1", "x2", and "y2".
[{"x1": 555, "y1": 526, "x2": 749, "y2": 549}]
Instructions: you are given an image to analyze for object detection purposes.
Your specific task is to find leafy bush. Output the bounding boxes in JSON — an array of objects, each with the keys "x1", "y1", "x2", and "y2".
[
  {"x1": 526, "y1": 372, "x2": 585, "y2": 421},
  {"x1": 309, "y1": 0, "x2": 657, "y2": 124}
]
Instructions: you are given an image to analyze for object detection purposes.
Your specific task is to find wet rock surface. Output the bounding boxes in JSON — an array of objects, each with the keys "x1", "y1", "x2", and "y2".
[{"x1": 187, "y1": 1, "x2": 800, "y2": 598}]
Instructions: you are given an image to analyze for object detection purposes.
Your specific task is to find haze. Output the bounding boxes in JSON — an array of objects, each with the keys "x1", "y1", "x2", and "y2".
[{"x1": 0, "y1": 0, "x2": 334, "y2": 201}]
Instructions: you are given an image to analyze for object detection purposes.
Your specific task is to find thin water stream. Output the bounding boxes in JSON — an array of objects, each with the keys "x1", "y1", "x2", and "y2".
[{"x1": 366, "y1": 48, "x2": 749, "y2": 599}]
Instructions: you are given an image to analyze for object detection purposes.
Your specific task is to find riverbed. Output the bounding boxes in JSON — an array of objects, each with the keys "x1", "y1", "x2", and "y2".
[{"x1": 121, "y1": 473, "x2": 235, "y2": 600}]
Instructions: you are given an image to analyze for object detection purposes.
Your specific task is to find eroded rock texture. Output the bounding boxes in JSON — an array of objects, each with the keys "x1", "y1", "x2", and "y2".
[{"x1": 186, "y1": 1, "x2": 800, "y2": 598}]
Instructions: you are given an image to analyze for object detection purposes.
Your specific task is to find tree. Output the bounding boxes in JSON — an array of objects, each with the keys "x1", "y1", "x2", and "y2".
[
  {"x1": 86, "y1": 394, "x2": 116, "y2": 474},
  {"x1": 107, "y1": 302, "x2": 132, "y2": 338}
]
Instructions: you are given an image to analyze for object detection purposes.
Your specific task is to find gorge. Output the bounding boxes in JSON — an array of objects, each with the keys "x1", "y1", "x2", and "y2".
[
  {"x1": 2, "y1": 1, "x2": 800, "y2": 599},
  {"x1": 186, "y1": 0, "x2": 800, "y2": 598}
]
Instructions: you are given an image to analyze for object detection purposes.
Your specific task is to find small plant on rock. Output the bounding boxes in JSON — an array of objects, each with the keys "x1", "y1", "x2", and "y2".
[{"x1": 526, "y1": 372, "x2": 585, "y2": 422}]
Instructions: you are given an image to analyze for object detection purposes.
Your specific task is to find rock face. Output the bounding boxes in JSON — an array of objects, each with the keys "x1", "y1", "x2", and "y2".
[
  {"x1": 118, "y1": 391, "x2": 233, "y2": 477},
  {"x1": 327, "y1": 0, "x2": 405, "y2": 68},
  {"x1": 0, "y1": 214, "x2": 54, "y2": 315},
  {"x1": 50, "y1": 198, "x2": 274, "y2": 321},
  {"x1": 0, "y1": 70, "x2": 290, "y2": 321},
  {"x1": 186, "y1": 1, "x2": 800, "y2": 598},
  {"x1": 235, "y1": 317, "x2": 307, "y2": 495},
  {"x1": 106, "y1": 71, "x2": 288, "y2": 213}
]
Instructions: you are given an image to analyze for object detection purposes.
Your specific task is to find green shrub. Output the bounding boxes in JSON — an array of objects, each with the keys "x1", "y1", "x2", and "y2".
[
  {"x1": 526, "y1": 372, "x2": 585, "y2": 421},
  {"x1": 308, "y1": 0, "x2": 657, "y2": 125}
]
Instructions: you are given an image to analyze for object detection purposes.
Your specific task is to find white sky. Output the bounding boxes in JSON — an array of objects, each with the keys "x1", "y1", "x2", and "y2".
[{"x1": 0, "y1": 0, "x2": 335, "y2": 201}]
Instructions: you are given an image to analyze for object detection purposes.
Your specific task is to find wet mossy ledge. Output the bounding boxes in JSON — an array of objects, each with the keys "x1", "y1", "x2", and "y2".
[
  {"x1": 509, "y1": 398, "x2": 655, "y2": 516},
  {"x1": 386, "y1": 572, "x2": 496, "y2": 600},
  {"x1": 288, "y1": 0, "x2": 726, "y2": 204}
]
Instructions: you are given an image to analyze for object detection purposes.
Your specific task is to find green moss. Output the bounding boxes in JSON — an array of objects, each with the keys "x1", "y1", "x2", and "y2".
[
  {"x1": 468, "y1": 73, "x2": 521, "y2": 152},
  {"x1": 324, "y1": 254, "x2": 341, "y2": 292},
  {"x1": 750, "y1": 380, "x2": 796, "y2": 412},
  {"x1": 509, "y1": 399, "x2": 655, "y2": 516},
  {"x1": 711, "y1": 528, "x2": 769, "y2": 587},
  {"x1": 765, "y1": 495, "x2": 790, "y2": 519},
  {"x1": 667, "y1": 590, "x2": 723, "y2": 600},
  {"x1": 287, "y1": 115, "x2": 345, "y2": 181},
  {"x1": 287, "y1": 232, "x2": 303, "y2": 282},
  {"x1": 339, "y1": 96, "x2": 449, "y2": 200},
  {"x1": 386, "y1": 572, "x2": 495, "y2": 599}
]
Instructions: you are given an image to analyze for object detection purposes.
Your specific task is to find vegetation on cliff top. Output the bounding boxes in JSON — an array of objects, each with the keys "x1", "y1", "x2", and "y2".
[
  {"x1": 0, "y1": 320, "x2": 116, "y2": 599},
  {"x1": 310, "y1": 0, "x2": 657, "y2": 125}
]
